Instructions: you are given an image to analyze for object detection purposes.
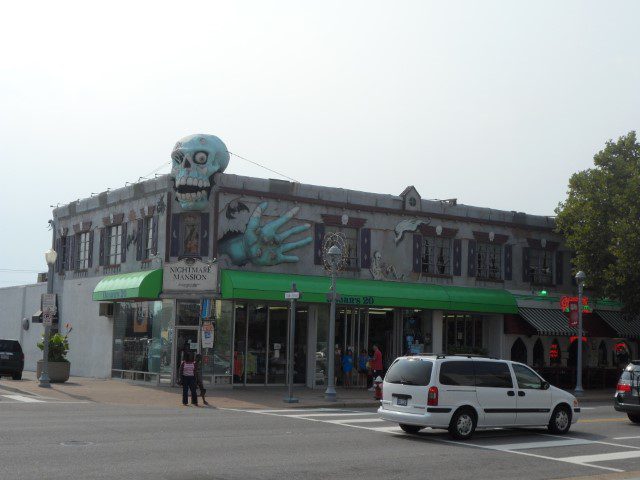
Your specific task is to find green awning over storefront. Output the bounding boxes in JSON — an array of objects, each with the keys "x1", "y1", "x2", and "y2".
[
  {"x1": 220, "y1": 270, "x2": 517, "y2": 314},
  {"x1": 92, "y1": 269, "x2": 163, "y2": 301}
]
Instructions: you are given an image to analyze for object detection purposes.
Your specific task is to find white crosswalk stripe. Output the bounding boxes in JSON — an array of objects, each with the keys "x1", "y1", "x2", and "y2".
[
  {"x1": 226, "y1": 407, "x2": 640, "y2": 473},
  {"x1": 2, "y1": 394, "x2": 45, "y2": 403},
  {"x1": 0, "y1": 394, "x2": 89, "y2": 404}
]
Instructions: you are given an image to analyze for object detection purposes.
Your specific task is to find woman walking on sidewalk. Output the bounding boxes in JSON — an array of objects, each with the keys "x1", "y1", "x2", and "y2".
[{"x1": 179, "y1": 351, "x2": 198, "y2": 406}]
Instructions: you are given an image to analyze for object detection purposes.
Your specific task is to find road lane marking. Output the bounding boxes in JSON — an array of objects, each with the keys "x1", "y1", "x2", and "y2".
[
  {"x1": 578, "y1": 418, "x2": 628, "y2": 423},
  {"x1": 561, "y1": 451, "x2": 640, "y2": 464},
  {"x1": 327, "y1": 418, "x2": 386, "y2": 424},
  {"x1": 614, "y1": 436, "x2": 640, "y2": 440},
  {"x1": 370, "y1": 426, "x2": 404, "y2": 434},
  {"x1": 2, "y1": 394, "x2": 45, "y2": 403},
  {"x1": 488, "y1": 438, "x2": 594, "y2": 451},
  {"x1": 280, "y1": 412, "x2": 375, "y2": 417}
]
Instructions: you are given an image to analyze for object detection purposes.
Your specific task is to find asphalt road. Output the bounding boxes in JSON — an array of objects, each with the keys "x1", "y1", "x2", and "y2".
[{"x1": 2, "y1": 393, "x2": 640, "y2": 480}]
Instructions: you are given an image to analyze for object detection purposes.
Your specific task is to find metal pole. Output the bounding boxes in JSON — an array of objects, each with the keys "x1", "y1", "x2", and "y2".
[
  {"x1": 39, "y1": 261, "x2": 53, "y2": 388},
  {"x1": 325, "y1": 267, "x2": 337, "y2": 401},
  {"x1": 284, "y1": 283, "x2": 298, "y2": 403},
  {"x1": 575, "y1": 281, "x2": 584, "y2": 394}
]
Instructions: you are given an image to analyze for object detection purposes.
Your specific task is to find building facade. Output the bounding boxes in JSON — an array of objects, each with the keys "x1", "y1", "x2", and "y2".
[{"x1": 2, "y1": 134, "x2": 637, "y2": 388}]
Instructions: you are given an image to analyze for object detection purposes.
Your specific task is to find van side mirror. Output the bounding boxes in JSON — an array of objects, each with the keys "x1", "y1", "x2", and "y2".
[{"x1": 541, "y1": 381, "x2": 550, "y2": 390}]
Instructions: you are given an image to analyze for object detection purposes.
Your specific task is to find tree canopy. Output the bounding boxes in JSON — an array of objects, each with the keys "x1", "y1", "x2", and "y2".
[{"x1": 555, "y1": 131, "x2": 640, "y2": 314}]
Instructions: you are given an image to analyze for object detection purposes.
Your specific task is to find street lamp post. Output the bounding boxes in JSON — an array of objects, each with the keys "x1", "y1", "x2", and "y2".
[
  {"x1": 575, "y1": 270, "x2": 586, "y2": 395},
  {"x1": 39, "y1": 248, "x2": 58, "y2": 388},
  {"x1": 324, "y1": 245, "x2": 341, "y2": 401}
]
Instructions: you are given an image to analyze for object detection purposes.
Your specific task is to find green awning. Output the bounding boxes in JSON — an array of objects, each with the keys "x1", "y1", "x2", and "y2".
[
  {"x1": 220, "y1": 270, "x2": 517, "y2": 314},
  {"x1": 92, "y1": 269, "x2": 163, "y2": 301}
]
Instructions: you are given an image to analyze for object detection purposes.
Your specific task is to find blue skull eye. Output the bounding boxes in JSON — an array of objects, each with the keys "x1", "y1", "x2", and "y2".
[
  {"x1": 172, "y1": 151, "x2": 184, "y2": 164},
  {"x1": 194, "y1": 151, "x2": 208, "y2": 165}
]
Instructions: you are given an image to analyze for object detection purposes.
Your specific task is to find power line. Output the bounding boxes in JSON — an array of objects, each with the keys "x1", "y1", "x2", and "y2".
[
  {"x1": 228, "y1": 151, "x2": 299, "y2": 183},
  {"x1": 0, "y1": 268, "x2": 42, "y2": 273}
]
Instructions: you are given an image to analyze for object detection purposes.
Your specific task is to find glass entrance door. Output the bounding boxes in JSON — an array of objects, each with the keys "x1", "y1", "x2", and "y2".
[
  {"x1": 174, "y1": 328, "x2": 199, "y2": 383},
  {"x1": 246, "y1": 305, "x2": 267, "y2": 384}
]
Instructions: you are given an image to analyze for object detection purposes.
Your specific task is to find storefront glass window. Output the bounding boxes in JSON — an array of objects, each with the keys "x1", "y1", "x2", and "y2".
[
  {"x1": 402, "y1": 309, "x2": 432, "y2": 355},
  {"x1": 442, "y1": 314, "x2": 484, "y2": 354},
  {"x1": 316, "y1": 306, "x2": 329, "y2": 387},
  {"x1": 112, "y1": 301, "x2": 168, "y2": 375},
  {"x1": 176, "y1": 301, "x2": 200, "y2": 326}
]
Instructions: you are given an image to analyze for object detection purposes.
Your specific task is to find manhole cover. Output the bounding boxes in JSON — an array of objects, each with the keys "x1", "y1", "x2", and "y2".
[{"x1": 60, "y1": 441, "x2": 94, "y2": 447}]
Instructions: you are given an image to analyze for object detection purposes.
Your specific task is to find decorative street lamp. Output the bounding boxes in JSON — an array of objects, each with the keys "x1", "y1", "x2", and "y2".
[
  {"x1": 575, "y1": 270, "x2": 586, "y2": 395},
  {"x1": 39, "y1": 248, "x2": 57, "y2": 388},
  {"x1": 324, "y1": 244, "x2": 342, "y2": 401}
]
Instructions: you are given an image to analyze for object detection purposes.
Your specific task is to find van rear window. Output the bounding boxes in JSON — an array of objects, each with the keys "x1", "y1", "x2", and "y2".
[
  {"x1": 385, "y1": 358, "x2": 433, "y2": 386},
  {"x1": 0, "y1": 340, "x2": 20, "y2": 352}
]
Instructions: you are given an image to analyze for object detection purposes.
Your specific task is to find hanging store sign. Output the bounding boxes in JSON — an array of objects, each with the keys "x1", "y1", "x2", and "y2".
[
  {"x1": 568, "y1": 301, "x2": 579, "y2": 328},
  {"x1": 202, "y1": 321, "x2": 214, "y2": 349},
  {"x1": 163, "y1": 259, "x2": 218, "y2": 292},
  {"x1": 560, "y1": 296, "x2": 591, "y2": 313}
]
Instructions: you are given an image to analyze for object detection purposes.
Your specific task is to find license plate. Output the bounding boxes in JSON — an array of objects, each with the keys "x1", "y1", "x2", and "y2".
[
  {"x1": 397, "y1": 398, "x2": 408, "y2": 406},
  {"x1": 0, "y1": 354, "x2": 9, "y2": 360}
]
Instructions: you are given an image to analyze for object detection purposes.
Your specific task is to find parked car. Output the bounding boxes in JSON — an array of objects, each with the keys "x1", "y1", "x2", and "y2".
[
  {"x1": 0, "y1": 339, "x2": 24, "y2": 380},
  {"x1": 378, "y1": 354, "x2": 580, "y2": 439},
  {"x1": 614, "y1": 360, "x2": 640, "y2": 423}
]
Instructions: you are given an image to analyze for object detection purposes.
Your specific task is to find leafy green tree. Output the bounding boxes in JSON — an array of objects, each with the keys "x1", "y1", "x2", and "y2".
[{"x1": 555, "y1": 131, "x2": 640, "y2": 314}]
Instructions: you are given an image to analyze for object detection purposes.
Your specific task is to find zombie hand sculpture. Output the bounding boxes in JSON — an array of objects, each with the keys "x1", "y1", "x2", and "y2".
[{"x1": 219, "y1": 202, "x2": 312, "y2": 266}]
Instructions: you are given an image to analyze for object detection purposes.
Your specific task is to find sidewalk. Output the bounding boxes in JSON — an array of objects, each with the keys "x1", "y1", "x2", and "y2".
[
  {"x1": 0, "y1": 371, "x2": 380, "y2": 409},
  {"x1": 0, "y1": 371, "x2": 614, "y2": 409}
]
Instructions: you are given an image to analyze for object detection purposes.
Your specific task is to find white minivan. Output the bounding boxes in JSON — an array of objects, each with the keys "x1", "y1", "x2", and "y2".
[{"x1": 378, "y1": 355, "x2": 580, "y2": 439}]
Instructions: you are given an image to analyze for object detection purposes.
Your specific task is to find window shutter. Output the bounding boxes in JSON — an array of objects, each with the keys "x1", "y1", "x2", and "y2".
[
  {"x1": 170, "y1": 214, "x2": 181, "y2": 258},
  {"x1": 120, "y1": 222, "x2": 128, "y2": 263},
  {"x1": 452, "y1": 239, "x2": 462, "y2": 276},
  {"x1": 360, "y1": 228, "x2": 371, "y2": 269},
  {"x1": 136, "y1": 219, "x2": 144, "y2": 261},
  {"x1": 467, "y1": 239, "x2": 477, "y2": 277},
  {"x1": 151, "y1": 215, "x2": 159, "y2": 256},
  {"x1": 99, "y1": 228, "x2": 106, "y2": 266},
  {"x1": 555, "y1": 251, "x2": 564, "y2": 285},
  {"x1": 68, "y1": 234, "x2": 76, "y2": 271},
  {"x1": 313, "y1": 223, "x2": 325, "y2": 265},
  {"x1": 55, "y1": 237, "x2": 62, "y2": 274},
  {"x1": 88, "y1": 231, "x2": 94, "y2": 268},
  {"x1": 65, "y1": 236, "x2": 72, "y2": 271},
  {"x1": 412, "y1": 234, "x2": 423, "y2": 273},
  {"x1": 522, "y1": 247, "x2": 531, "y2": 282},
  {"x1": 200, "y1": 212, "x2": 209, "y2": 257},
  {"x1": 504, "y1": 244, "x2": 513, "y2": 281}
]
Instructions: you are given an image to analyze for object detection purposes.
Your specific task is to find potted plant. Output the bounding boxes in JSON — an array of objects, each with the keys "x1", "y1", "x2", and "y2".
[{"x1": 36, "y1": 328, "x2": 72, "y2": 383}]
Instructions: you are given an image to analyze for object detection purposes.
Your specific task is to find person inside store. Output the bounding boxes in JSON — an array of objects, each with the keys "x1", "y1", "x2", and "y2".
[
  {"x1": 335, "y1": 346, "x2": 343, "y2": 386},
  {"x1": 370, "y1": 344, "x2": 384, "y2": 385},
  {"x1": 342, "y1": 349, "x2": 354, "y2": 388},
  {"x1": 357, "y1": 349, "x2": 369, "y2": 388},
  {"x1": 178, "y1": 351, "x2": 198, "y2": 407}
]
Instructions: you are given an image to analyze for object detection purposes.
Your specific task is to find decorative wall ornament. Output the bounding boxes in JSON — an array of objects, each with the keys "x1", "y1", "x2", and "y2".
[
  {"x1": 435, "y1": 225, "x2": 443, "y2": 236},
  {"x1": 225, "y1": 201, "x2": 250, "y2": 220},
  {"x1": 370, "y1": 251, "x2": 404, "y2": 281},
  {"x1": 394, "y1": 218, "x2": 431, "y2": 244},
  {"x1": 541, "y1": 238, "x2": 547, "y2": 248},
  {"x1": 322, "y1": 231, "x2": 349, "y2": 272},
  {"x1": 218, "y1": 202, "x2": 312, "y2": 266},
  {"x1": 341, "y1": 213, "x2": 349, "y2": 225},
  {"x1": 489, "y1": 231, "x2": 495, "y2": 242},
  {"x1": 170, "y1": 134, "x2": 230, "y2": 211}
]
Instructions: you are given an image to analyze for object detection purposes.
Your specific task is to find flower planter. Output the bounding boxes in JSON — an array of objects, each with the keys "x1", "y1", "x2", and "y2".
[{"x1": 36, "y1": 360, "x2": 70, "y2": 383}]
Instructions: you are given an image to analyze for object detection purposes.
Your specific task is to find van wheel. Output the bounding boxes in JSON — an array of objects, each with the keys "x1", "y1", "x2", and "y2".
[
  {"x1": 449, "y1": 408, "x2": 476, "y2": 440},
  {"x1": 399, "y1": 424, "x2": 422, "y2": 434},
  {"x1": 628, "y1": 413, "x2": 640, "y2": 424},
  {"x1": 548, "y1": 405, "x2": 571, "y2": 434},
  {"x1": 11, "y1": 372, "x2": 22, "y2": 380}
]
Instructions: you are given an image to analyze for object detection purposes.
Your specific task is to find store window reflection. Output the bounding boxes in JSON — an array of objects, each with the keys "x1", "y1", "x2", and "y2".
[{"x1": 442, "y1": 313, "x2": 484, "y2": 354}]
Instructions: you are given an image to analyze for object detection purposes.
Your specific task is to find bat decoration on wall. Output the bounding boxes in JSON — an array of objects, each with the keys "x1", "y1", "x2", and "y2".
[{"x1": 226, "y1": 201, "x2": 250, "y2": 220}]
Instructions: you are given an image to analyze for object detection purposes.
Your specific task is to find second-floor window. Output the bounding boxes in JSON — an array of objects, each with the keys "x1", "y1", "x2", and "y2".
[
  {"x1": 528, "y1": 248, "x2": 554, "y2": 285},
  {"x1": 324, "y1": 225, "x2": 359, "y2": 268},
  {"x1": 144, "y1": 217, "x2": 155, "y2": 259},
  {"x1": 477, "y1": 242, "x2": 502, "y2": 280},
  {"x1": 422, "y1": 237, "x2": 451, "y2": 275},
  {"x1": 107, "y1": 224, "x2": 123, "y2": 265},
  {"x1": 76, "y1": 232, "x2": 91, "y2": 269}
]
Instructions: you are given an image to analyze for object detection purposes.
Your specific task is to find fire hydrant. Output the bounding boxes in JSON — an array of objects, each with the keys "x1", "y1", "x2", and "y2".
[{"x1": 374, "y1": 376, "x2": 383, "y2": 400}]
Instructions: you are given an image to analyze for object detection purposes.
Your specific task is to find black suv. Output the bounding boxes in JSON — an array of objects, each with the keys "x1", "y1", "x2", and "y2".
[
  {"x1": 614, "y1": 361, "x2": 640, "y2": 423},
  {"x1": 0, "y1": 339, "x2": 24, "y2": 380}
]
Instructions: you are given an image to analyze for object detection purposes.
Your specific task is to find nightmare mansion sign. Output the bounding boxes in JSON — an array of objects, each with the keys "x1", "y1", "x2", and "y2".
[{"x1": 163, "y1": 259, "x2": 218, "y2": 292}]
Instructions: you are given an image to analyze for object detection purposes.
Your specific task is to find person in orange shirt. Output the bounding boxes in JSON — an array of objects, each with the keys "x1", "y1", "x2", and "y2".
[{"x1": 371, "y1": 344, "x2": 384, "y2": 384}]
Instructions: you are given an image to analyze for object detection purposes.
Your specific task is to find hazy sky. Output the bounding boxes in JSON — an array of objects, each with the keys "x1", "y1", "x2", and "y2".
[{"x1": 1, "y1": 0, "x2": 639, "y2": 287}]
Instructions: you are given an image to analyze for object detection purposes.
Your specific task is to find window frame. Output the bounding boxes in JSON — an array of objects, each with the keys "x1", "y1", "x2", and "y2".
[
  {"x1": 476, "y1": 241, "x2": 503, "y2": 281},
  {"x1": 474, "y1": 361, "x2": 514, "y2": 389},
  {"x1": 422, "y1": 236, "x2": 452, "y2": 276},
  {"x1": 512, "y1": 363, "x2": 545, "y2": 390},
  {"x1": 528, "y1": 248, "x2": 555, "y2": 285},
  {"x1": 181, "y1": 213, "x2": 201, "y2": 257},
  {"x1": 324, "y1": 224, "x2": 360, "y2": 269},
  {"x1": 438, "y1": 360, "x2": 476, "y2": 387},
  {"x1": 76, "y1": 231, "x2": 91, "y2": 270},
  {"x1": 144, "y1": 216, "x2": 155, "y2": 260},
  {"x1": 107, "y1": 224, "x2": 123, "y2": 266}
]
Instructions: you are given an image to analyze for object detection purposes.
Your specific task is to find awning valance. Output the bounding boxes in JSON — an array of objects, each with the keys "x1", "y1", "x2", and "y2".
[
  {"x1": 595, "y1": 310, "x2": 640, "y2": 339},
  {"x1": 92, "y1": 269, "x2": 163, "y2": 301},
  {"x1": 220, "y1": 270, "x2": 517, "y2": 314},
  {"x1": 518, "y1": 307, "x2": 580, "y2": 336}
]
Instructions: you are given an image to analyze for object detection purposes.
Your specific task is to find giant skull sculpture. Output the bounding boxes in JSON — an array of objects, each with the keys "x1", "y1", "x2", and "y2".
[{"x1": 171, "y1": 134, "x2": 230, "y2": 210}]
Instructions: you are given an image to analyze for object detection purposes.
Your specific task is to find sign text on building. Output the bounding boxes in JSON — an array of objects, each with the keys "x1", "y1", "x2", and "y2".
[{"x1": 163, "y1": 259, "x2": 218, "y2": 292}]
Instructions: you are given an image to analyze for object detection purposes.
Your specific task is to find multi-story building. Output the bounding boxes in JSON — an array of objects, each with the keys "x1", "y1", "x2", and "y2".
[{"x1": 2, "y1": 134, "x2": 637, "y2": 389}]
